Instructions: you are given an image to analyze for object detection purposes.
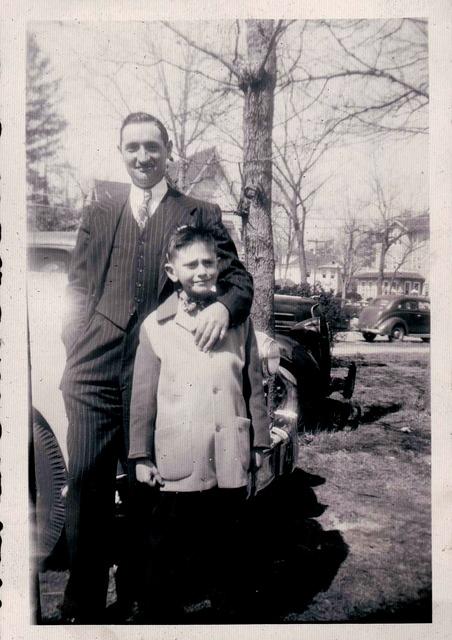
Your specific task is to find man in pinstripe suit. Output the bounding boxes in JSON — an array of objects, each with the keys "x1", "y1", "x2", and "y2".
[{"x1": 59, "y1": 112, "x2": 253, "y2": 622}]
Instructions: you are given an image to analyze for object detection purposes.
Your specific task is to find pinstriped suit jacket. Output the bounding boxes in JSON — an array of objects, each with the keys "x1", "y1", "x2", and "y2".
[{"x1": 61, "y1": 184, "x2": 253, "y2": 355}]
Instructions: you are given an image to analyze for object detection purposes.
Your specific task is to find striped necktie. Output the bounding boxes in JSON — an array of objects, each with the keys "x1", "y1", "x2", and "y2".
[{"x1": 137, "y1": 189, "x2": 152, "y2": 230}]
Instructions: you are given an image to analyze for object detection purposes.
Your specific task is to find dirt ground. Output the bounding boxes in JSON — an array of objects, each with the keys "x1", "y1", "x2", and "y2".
[
  {"x1": 290, "y1": 351, "x2": 431, "y2": 622},
  {"x1": 38, "y1": 351, "x2": 431, "y2": 623}
]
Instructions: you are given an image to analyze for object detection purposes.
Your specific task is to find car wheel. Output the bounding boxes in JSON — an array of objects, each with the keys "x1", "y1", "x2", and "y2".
[
  {"x1": 362, "y1": 332, "x2": 376, "y2": 342},
  {"x1": 32, "y1": 410, "x2": 67, "y2": 567},
  {"x1": 390, "y1": 325, "x2": 405, "y2": 342}
]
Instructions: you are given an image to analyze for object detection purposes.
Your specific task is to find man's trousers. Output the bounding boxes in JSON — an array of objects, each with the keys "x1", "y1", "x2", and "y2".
[{"x1": 60, "y1": 311, "x2": 144, "y2": 621}]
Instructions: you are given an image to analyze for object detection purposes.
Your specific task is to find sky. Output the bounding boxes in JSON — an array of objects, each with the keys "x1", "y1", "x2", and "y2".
[{"x1": 30, "y1": 20, "x2": 429, "y2": 239}]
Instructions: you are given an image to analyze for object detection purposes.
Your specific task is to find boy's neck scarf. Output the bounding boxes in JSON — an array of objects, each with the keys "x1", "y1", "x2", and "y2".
[{"x1": 178, "y1": 289, "x2": 217, "y2": 314}]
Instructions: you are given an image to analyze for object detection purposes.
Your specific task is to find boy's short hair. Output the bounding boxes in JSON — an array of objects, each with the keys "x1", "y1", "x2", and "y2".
[{"x1": 166, "y1": 224, "x2": 218, "y2": 262}]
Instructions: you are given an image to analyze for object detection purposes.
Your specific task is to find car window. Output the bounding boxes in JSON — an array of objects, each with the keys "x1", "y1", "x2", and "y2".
[
  {"x1": 397, "y1": 300, "x2": 417, "y2": 311},
  {"x1": 369, "y1": 298, "x2": 392, "y2": 310},
  {"x1": 27, "y1": 247, "x2": 71, "y2": 273},
  {"x1": 418, "y1": 301, "x2": 430, "y2": 311}
]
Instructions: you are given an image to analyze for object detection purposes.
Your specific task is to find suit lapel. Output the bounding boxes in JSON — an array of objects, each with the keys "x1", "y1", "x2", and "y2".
[{"x1": 91, "y1": 187, "x2": 130, "y2": 291}]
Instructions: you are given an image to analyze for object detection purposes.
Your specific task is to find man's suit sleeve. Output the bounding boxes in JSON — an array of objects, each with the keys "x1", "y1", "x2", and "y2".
[
  {"x1": 61, "y1": 207, "x2": 91, "y2": 354},
  {"x1": 128, "y1": 324, "x2": 161, "y2": 461},
  {"x1": 199, "y1": 204, "x2": 253, "y2": 327},
  {"x1": 243, "y1": 319, "x2": 272, "y2": 449}
]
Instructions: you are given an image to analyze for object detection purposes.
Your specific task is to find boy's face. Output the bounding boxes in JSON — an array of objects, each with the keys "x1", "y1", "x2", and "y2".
[{"x1": 165, "y1": 241, "x2": 219, "y2": 300}]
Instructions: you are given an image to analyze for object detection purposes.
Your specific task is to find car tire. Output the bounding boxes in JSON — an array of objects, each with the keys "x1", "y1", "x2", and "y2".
[
  {"x1": 389, "y1": 325, "x2": 405, "y2": 342},
  {"x1": 32, "y1": 410, "x2": 67, "y2": 567},
  {"x1": 362, "y1": 332, "x2": 376, "y2": 342}
]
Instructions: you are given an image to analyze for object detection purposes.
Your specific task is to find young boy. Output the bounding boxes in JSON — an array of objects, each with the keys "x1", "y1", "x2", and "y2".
[{"x1": 128, "y1": 224, "x2": 271, "y2": 621}]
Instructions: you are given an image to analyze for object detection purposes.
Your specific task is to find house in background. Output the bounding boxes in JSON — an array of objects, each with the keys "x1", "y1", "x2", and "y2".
[
  {"x1": 352, "y1": 212, "x2": 429, "y2": 299},
  {"x1": 354, "y1": 270, "x2": 426, "y2": 300},
  {"x1": 92, "y1": 146, "x2": 243, "y2": 253},
  {"x1": 309, "y1": 262, "x2": 343, "y2": 295},
  {"x1": 167, "y1": 147, "x2": 243, "y2": 252},
  {"x1": 276, "y1": 255, "x2": 344, "y2": 294}
]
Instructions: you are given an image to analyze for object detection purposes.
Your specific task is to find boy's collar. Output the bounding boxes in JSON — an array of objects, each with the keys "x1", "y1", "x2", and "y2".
[
  {"x1": 156, "y1": 290, "x2": 217, "y2": 331},
  {"x1": 156, "y1": 291, "x2": 179, "y2": 323},
  {"x1": 156, "y1": 291, "x2": 197, "y2": 334}
]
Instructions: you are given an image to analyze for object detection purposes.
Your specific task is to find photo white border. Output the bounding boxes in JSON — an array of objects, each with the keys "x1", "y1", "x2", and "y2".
[{"x1": 1, "y1": 1, "x2": 451, "y2": 638}]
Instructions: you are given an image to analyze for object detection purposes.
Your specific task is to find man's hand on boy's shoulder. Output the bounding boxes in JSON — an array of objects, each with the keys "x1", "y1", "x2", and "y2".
[
  {"x1": 135, "y1": 459, "x2": 165, "y2": 487},
  {"x1": 194, "y1": 301, "x2": 229, "y2": 352}
]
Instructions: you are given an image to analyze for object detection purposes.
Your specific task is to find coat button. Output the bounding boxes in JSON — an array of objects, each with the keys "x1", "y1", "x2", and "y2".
[
  {"x1": 215, "y1": 425, "x2": 222, "y2": 432},
  {"x1": 212, "y1": 386, "x2": 219, "y2": 394}
]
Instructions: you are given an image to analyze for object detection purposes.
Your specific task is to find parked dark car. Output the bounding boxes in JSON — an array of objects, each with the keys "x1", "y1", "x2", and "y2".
[{"x1": 357, "y1": 294, "x2": 430, "y2": 342}]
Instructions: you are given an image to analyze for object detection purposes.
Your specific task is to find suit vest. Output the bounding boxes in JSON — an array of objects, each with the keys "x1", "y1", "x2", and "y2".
[{"x1": 96, "y1": 200, "x2": 168, "y2": 329}]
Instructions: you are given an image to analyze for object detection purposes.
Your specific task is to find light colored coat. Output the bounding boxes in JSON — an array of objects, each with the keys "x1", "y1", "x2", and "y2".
[{"x1": 129, "y1": 292, "x2": 271, "y2": 491}]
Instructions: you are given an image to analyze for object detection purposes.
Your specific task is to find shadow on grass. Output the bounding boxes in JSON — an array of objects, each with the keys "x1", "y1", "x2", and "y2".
[
  {"x1": 360, "y1": 402, "x2": 403, "y2": 424},
  {"x1": 232, "y1": 468, "x2": 350, "y2": 623},
  {"x1": 38, "y1": 469, "x2": 349, "y2": 624}
]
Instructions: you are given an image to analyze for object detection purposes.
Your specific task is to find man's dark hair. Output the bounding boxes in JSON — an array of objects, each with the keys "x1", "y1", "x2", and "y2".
[
  {"x1": 166, "y1": 224, "x2": 218, "y2": 262},
  {"x1": 119, "y1": 112, "x2": 169, "y2": 147}
]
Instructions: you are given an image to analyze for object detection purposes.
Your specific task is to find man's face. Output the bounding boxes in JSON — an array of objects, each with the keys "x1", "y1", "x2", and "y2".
[
  {"x1": 165, "y1": 241, "x2": 219, "y2": 300},
  {"x1": 119, "y1": 122, "x2": 172, "y2": 189}
]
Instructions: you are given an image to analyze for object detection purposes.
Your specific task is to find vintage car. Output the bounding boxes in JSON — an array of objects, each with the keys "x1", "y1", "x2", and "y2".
[
  {"x1": 357, "y1": 294, "x2": 430, "y2": 342},
  {"x1": 28, "y1": 231, "x2": 357, "y2": 569}
]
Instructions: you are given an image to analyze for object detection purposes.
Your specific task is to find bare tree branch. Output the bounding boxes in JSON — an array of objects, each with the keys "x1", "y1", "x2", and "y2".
[{"x1": 162, "y1": 22, "x2": 241, "y2": 79}]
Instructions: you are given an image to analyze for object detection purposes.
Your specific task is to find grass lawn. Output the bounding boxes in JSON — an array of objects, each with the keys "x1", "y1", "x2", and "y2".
[
  {"x1": 38, "y1": 351, "x2": 431, "y2": 623},
  {"x1": 289, "y1": 351, "x2": 431, "y2": 622}
]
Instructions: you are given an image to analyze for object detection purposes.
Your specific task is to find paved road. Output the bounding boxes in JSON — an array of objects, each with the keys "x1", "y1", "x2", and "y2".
[{"x1": 332, "y1": 331, "x2": 430, "y2": 356}]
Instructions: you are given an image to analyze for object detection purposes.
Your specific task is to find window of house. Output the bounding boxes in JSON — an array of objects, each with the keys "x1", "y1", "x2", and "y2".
[{"x1": 405, "y1": 281, "x2": 411, "y2": 294}]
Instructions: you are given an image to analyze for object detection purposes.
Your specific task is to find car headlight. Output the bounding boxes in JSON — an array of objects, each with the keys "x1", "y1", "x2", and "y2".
[{"x1": 255, "y1": 331, "x2": 281, "y2": 377}]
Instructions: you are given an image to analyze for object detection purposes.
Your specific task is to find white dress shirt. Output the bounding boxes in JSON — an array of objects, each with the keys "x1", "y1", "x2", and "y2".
[{"x1": 129, "y1": 177, "x2": 168, "y2": 225}]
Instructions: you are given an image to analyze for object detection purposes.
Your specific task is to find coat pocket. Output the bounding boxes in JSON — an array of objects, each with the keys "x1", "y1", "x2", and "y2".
[
  {"x1": 214, "y1": 416, "x2": 251, "y2": 488},
  {"x1": 155, "y1": 423, "x2": 193, "y2": 481}
]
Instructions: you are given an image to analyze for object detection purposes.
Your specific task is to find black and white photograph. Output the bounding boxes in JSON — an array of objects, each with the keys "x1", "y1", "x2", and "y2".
[{"x1": 1, "y1": 2, "x2": 451, "y2": 638}]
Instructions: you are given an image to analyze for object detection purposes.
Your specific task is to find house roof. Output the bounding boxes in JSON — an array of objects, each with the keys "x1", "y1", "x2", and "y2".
[
  {"x1": 395, "y1": 212, "x2": 429, "y2": 234},
  {"x1": 354, "y1": 271, "x2": 425, "y2": 281},
  {"x1": 168, "y1": 147, "x2": 226, "y2": 193},
  {"x1": 92, "y1": 147, "x2": 223, "y2": 201},
  {"x1": 93, "y1": 179, "x2": 130, "y2": 202}
]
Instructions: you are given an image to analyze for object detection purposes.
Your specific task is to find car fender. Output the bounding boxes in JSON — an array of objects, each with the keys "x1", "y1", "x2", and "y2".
[{"x1": 377, "y1": 316, "x2": 408, "y2": 335}]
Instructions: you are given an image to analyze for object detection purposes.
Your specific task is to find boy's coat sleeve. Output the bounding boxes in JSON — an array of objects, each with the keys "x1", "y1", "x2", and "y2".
[
  {"x1": 243, "y1": 319, "x2": 272, "y2": 449},
  {"x1": 128, "y1": 324, "x2": 161, "y2": 461}
]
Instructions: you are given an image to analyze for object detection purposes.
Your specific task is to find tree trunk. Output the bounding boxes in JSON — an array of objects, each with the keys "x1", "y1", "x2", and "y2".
[
  {"x1": 294, "y1": 223, "x2": 307, "y2": 283},
  {"x1": 290, "y1": 205, "x2": 307, "y2": 284},
  {"x1": 177, "y1": 156, "x2": 189, "y2": 192},
  {"x1": 241, "y1": 20, "x2": 277, "y2": 334},
  {"x1": 377, "y1": 242, "x2": 386, "y2": 296}
]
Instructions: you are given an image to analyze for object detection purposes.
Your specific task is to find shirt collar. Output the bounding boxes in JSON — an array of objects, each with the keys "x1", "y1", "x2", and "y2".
[{"x1": 129, "y1": 177, "x2": 168, "y2": 220}]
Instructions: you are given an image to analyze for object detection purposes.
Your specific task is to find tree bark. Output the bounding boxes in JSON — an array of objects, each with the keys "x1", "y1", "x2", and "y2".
[
  {"x1": 294, "y1": 219, "x2": 307, "y2": 284},
  {"x1": 377, "y1": 241, "x2": 387, "y2": 296},
  {"x1": 241, "y1": 20, "x2": 277, "y2": 335}
]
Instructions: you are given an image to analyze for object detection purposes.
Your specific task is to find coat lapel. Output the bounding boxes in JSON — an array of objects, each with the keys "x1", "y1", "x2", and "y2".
[
  {"x1": 91, "y1": 186, "x2": 130, "y2": 290},
  {"x1": 156, "y1": 291, "x2": 197, "y2": 333}
]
